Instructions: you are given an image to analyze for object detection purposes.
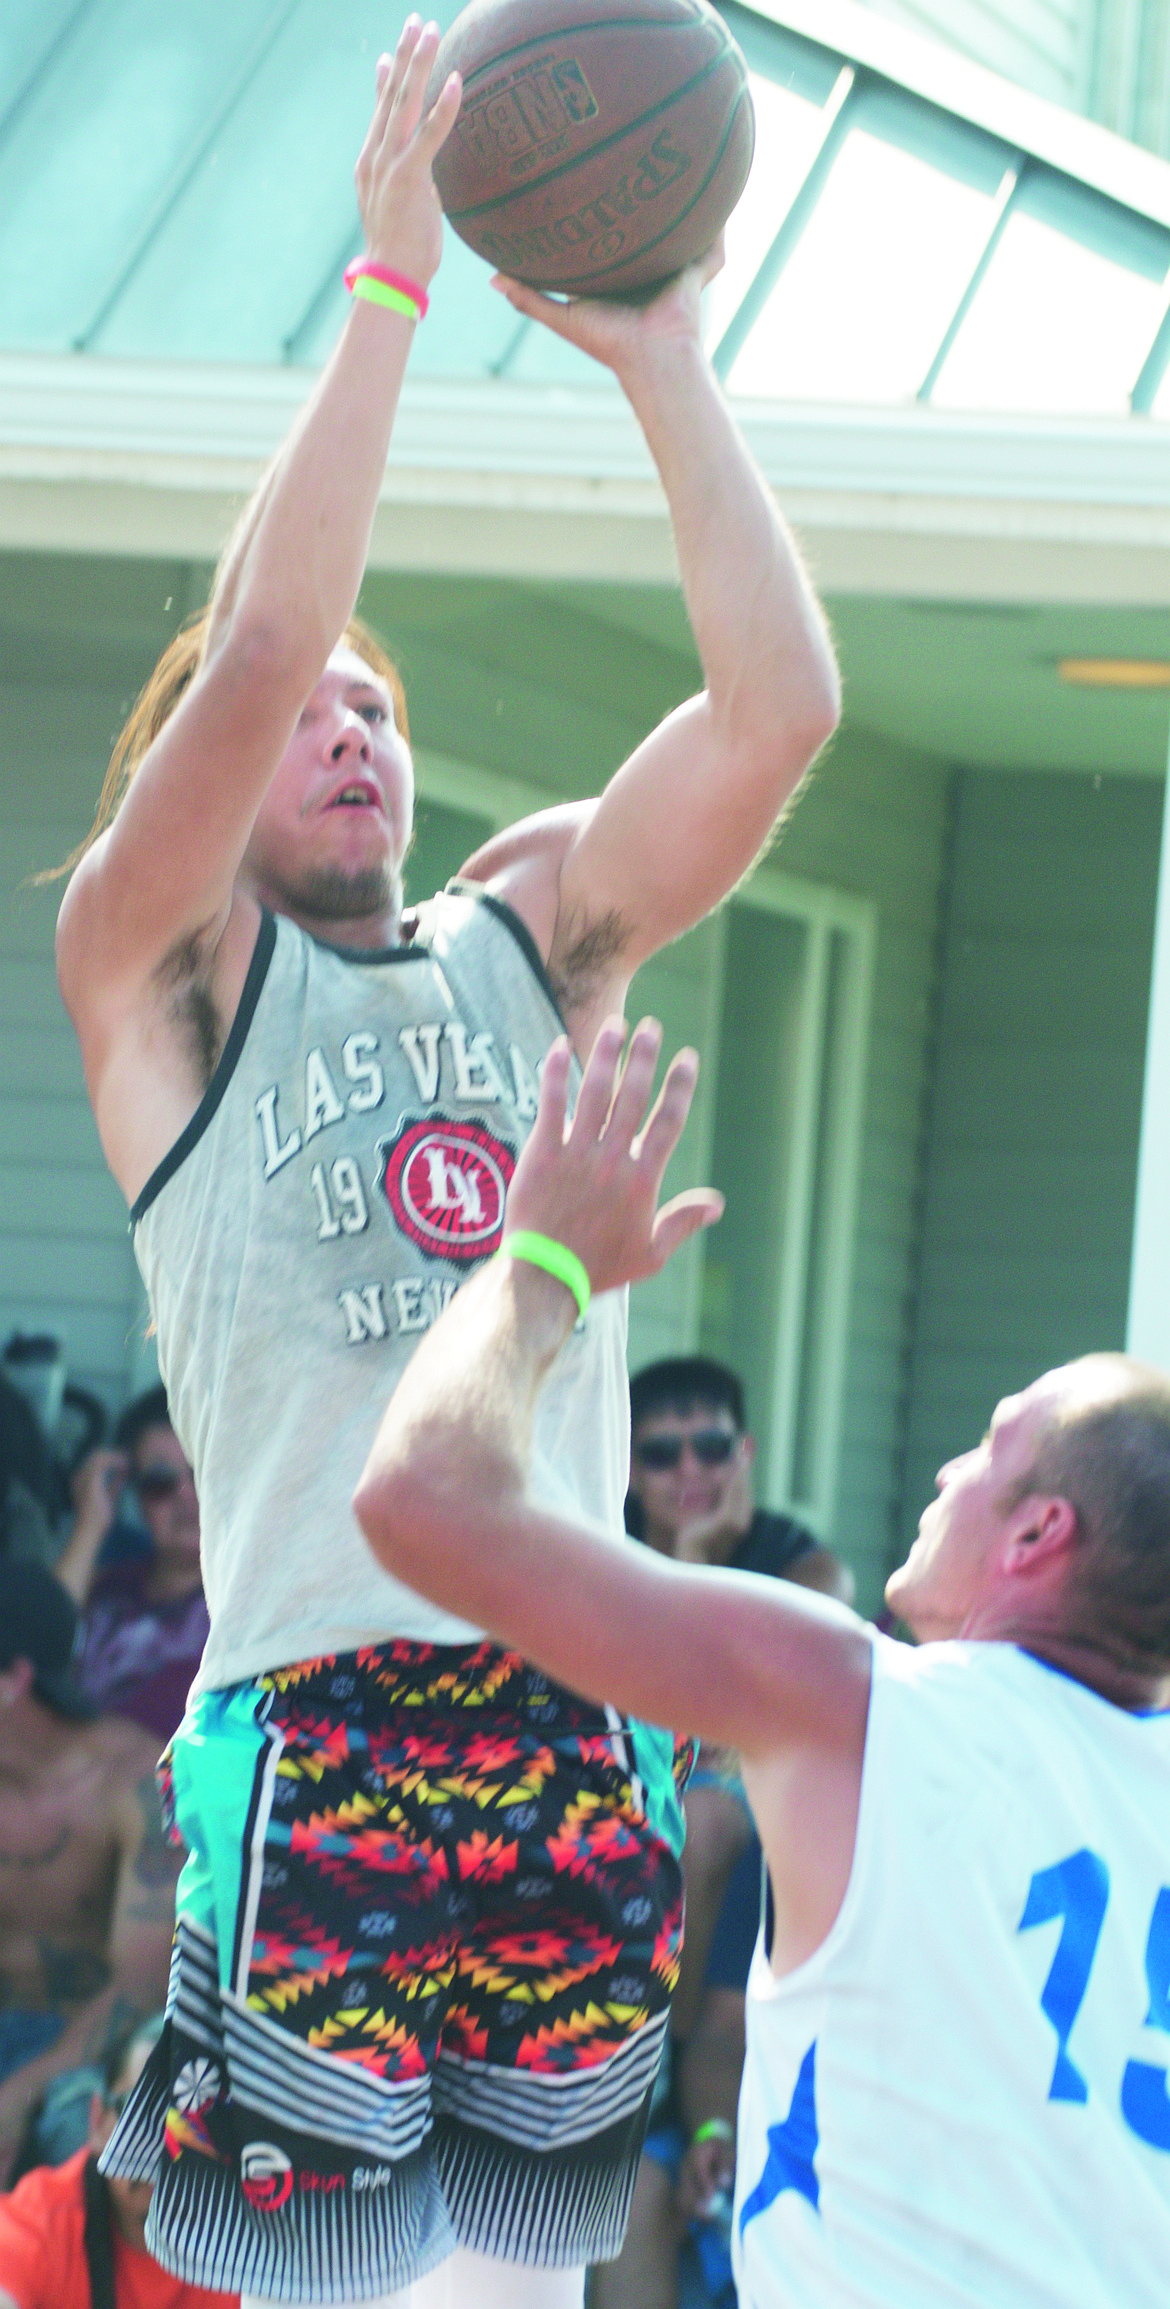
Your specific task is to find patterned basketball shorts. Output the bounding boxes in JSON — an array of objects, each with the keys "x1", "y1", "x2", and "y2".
[{"x1": 102, "y1": 1639, "x2": 690, "y2": 2302}]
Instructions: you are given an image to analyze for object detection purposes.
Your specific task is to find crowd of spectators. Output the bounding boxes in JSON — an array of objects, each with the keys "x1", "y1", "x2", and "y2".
[{"x1": 0, "y1": 1340, "x2": 224, "y2": 2307}]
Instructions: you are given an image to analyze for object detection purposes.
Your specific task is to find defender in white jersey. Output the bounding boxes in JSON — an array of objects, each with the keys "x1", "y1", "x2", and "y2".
[
  {"x1": 355, "y1": 1016, "x2": 1170, "y2": 2309},
  {"x1": 54, "y1": 21, "x2": 838, "y2": 2308}
]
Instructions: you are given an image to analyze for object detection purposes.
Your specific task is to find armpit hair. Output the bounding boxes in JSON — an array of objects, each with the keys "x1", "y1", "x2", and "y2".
[
  {"x1": 154, "y1": 931, "x2": 223, "y2": 1091},
  {"x1": 547, "y1": 904, "x2": 629, "y2": 1019}
]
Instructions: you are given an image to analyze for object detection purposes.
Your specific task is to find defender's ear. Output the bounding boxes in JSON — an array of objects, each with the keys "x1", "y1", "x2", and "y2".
[{"x1": 1000, "y1": 1493, "x2": 1077, "y2": 1579}]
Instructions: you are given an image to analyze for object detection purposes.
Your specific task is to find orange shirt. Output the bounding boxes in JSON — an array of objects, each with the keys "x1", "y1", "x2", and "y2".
[{"x1": 0, "y1": 2150, "x2": 237, "y2": 2309}]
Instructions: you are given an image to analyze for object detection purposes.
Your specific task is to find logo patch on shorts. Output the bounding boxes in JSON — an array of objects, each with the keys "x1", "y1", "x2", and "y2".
[
  {"x1": 173, "y1": 2056, "x2": 223, "y2": 2114},
  {"x1": 378, "y1": 1115, "x2": 516, "y2": 1261},
  {"x1": 241, "y1": 2140, "x2": 294, "y2": 2211}
]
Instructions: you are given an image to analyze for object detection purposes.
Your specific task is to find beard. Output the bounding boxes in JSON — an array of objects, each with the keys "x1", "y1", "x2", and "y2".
[{"x1": 271, "y1": 858, "x2": 399, "y2": 926}]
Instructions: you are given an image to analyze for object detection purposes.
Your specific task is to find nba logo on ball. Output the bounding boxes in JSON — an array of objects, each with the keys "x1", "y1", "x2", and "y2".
[
  {"x1": 240, "y1": 2141, "x2": 294, "y2": 2211},
  {"x1": 379, "y1": 1117, "x2": 517, "y2": 1259}
]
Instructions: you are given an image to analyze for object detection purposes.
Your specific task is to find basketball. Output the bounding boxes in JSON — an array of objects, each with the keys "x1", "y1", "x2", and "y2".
[{"x1": 430, "y1": 0, "x2": 754, "y2": 299}]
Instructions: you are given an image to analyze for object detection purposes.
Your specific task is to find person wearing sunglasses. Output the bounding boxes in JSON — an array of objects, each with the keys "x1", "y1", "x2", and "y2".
[
  {"x1": 625, "y1": 1367, "x2": 853, "y2": 2009},
  {"x1": 55, "y1": 1388, "x2": 207, "y2": 1744},
  {"x1": 608, "y1": 1364, "x2": 853, "y2": 2307},
  {"x1": 627, "y1": 1358, "x2": 852, "y2": 1602}
]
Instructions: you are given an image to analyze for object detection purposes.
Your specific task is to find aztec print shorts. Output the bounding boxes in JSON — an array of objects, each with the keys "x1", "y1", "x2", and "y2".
[{"x1": 101, "y1": 1638, "x2": 691, "y2": 2303}]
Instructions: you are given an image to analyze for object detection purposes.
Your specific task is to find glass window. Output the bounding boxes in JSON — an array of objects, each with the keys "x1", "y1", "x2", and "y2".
[
  {"x1": 703, "y1": 70, "x2": 835, "y2": 354},
  {"x1": 932, "y1": 173, "x2": 1170, "y2": 417},
  {"x1": 727, "y1": 85, "x2": 1007, "y2": 405}
]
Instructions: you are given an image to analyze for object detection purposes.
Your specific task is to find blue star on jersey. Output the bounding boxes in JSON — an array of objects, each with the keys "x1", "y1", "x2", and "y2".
[{"x1": 739, "y1": 2038, "x2": 820, "y2": 2233}]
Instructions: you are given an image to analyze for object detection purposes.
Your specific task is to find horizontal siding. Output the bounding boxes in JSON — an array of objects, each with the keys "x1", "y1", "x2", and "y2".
[
  {"x1": 0, "y1": 680, "x2": 142, "y2": 1409},
  {"x1": 899, "y1": 767, "x2": 1161, "y2": 1549}
]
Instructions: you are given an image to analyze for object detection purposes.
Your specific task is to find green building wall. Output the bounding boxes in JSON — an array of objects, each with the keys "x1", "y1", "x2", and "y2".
[{"x1": 897, "y1": 765, "x2": 1163, "y2": 1554}]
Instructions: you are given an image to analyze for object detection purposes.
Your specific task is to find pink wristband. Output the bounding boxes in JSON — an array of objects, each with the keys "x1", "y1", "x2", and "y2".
[{"x1": 344, "y1": 257, "x2": 430, "y2": 318}]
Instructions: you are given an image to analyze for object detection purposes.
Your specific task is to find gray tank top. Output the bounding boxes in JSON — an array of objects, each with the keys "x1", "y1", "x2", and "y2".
[{"x1": 132, "y1": 888, "x2": 631, "y2": 1695}]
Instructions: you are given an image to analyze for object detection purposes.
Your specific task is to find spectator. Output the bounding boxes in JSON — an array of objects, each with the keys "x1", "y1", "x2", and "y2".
[
  {"x1": 627, "y1": 1357, "x2": 852, "y2": 1597},
  {"x1": 627, "y1": 1358, "x2": 854, "y2": 2030},
  {"x1": 56, "y1": 1388, "x2": 207, "y2": 1743},
  {"x1": 0, "y1": 1560, "x2": 178, "y2": 2181},
  {"x1": 593, "y1": 1839, "x2": 759, "y2": 2309},
  {"x1": 0, "y1": 2014, "x2": 237, "y2": 2307}
]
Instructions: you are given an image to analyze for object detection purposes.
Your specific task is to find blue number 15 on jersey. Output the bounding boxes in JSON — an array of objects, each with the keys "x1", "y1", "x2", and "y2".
[{"x1": 1020, "y1": 1848, "x2": 1170, "y2": 2149}]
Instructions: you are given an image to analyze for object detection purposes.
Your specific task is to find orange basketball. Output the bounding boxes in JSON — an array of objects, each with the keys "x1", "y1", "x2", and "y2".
[{"x1": 431, "y1": 0, "x2": 754, "y2": 298}]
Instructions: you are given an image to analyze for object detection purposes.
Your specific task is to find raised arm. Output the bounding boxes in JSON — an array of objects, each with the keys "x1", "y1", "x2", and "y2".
[
  {"x1": 462, "y1": 261, "x2": 841, "y2": 1041},
  {"x1": 353, "y1": 1020, "x2": 870, "y2": 1768},
  {"x1": 56, "y1": 23, "x2": 460, "y2": 1043}
]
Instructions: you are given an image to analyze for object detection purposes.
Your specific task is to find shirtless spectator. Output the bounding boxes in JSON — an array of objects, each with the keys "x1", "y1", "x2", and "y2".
[
  {"x1": 0, "y1": 2015, "x2": 236, "y2": 2308},
  {"x1": 626, "y1": 1357, "x2": 854, "y2": 2031},
  {"x1": 0, "y1": 1561, "x2": 179, "y2": 2181},
  {"x1": 56, "y1": 1388, "x2": 207, "y2": 1743}
]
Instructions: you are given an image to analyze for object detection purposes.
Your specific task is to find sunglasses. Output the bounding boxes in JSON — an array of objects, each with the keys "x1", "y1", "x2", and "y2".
[
  {"x1": 135, "y1": 1465, "x2": 188, "y2": 1502},
  {"x1": 633, "y1": 1429, "x2": 737, "y2": 1472}
]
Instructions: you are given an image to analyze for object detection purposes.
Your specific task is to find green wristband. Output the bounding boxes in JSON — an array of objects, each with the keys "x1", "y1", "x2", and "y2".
[
  {"x1": 692, "y1": 2117, "x2": 733, "y2": 2147},
  {"x1": 503, "y1": 1231, "x2": 591, "y2": 1320},
  {"x1": 351, "y1": 273, "x2": 421, "y2": 321}
]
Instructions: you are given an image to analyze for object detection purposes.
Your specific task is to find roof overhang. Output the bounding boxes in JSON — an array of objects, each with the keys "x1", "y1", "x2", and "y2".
[{"x1": 5, "y1": 350, "x2": 1170, "y2": 605}]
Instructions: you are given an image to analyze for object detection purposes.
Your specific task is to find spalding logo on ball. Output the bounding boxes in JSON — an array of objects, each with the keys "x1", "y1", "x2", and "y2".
[{"x1": 431, "y1": 0, "x2": 754, "y2": 298}]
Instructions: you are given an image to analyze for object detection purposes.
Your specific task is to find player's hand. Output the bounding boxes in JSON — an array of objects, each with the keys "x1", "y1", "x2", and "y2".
[
  {"x1": 70, "y1": 1447, "x2": 129, "y2": 1538},
  {"x1": 675, "y1": 1453, "x2": 754, "y2": 1565},
  {"x1": 503, "y1": 1016, "x2": 723, "y2": 1295},
  {"x1": 354, "y1": 18, "x2": 461, "y2": 288},
  {"x1": 489, "y1": 238, "x2": 724, "y2": 376},
  {"x1": 676, "y1": 2126, "x2": 735, "y2": 2223}
]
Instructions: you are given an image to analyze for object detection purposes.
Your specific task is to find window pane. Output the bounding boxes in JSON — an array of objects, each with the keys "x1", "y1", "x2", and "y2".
[
  {"x1": 703, "y1": 72, "x2": 832, "y2": 354},
  {"x1": 932, "y1": 175, "x2": 1170, "y2": 416},
  {"x1": 698, "y1": 906, "x2": 809, "y2": 1488},
  {"x1": 727, "y1": 90, "x2": 1005, "y2": 405}
]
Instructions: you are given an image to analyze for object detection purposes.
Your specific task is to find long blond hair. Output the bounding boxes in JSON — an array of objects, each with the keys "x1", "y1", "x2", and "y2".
[{"x1": 49, "y1": 609, "x2": 409, "y2": 880}]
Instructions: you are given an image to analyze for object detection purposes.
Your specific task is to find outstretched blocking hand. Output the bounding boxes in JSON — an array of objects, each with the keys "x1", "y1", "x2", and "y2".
[
  {"x1": 489, "y1": 240, "x2": 724, "y2": 378},
  {"x1": 355, "y1": 16, "x2": 461, "y2": 289},
  {"x1": 504, "y1": 1017, "x2": 723, "y2": 1296}
]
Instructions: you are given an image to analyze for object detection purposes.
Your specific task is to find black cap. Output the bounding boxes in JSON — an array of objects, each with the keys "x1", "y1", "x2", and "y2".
[{"x1": 0, "y1": 1559, "x2": 93, "y2": 1719}]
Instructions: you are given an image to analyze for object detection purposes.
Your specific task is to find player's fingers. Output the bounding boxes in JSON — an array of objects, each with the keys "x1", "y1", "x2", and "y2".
[
  {"x1": 526, "y1": 1035, "x2": 572, "y2": 1157},
  {"x1": 604, "y1": 1018, "x2": 663, "y2": 1154},
  {"x1": 489, "y1": 275, "x2": 580, "y2": 338},
  {"x1": 417, "y1": 68, "x2": 463, "y2": 160},
  {"x1": 378, "y1": 16, "x2": 421, "y2": 132},
  {"x1": 697, "y1": 232, "x2": 725, "y2": 289},
  {"x1": 649, "y1": 1188, "x2": 724, "y2": 1270},
  {"x1": 633, "y1": 1047, "x2": 699, "y2": 1182},
  {"x1": 388, "y1": 16, "x2": 442, "y2": 145},
  {"x1": 570, "y1": 1018, "x2": 627, "y2": 1145},
  {"x1": 358, "y1": 22, "x2": 418, "y2": 177}
]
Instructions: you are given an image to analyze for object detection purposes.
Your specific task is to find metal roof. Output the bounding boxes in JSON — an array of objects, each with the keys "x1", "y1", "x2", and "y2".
[{"x1": 6, "y1": 0, "x2": 1170, "y2": 418}]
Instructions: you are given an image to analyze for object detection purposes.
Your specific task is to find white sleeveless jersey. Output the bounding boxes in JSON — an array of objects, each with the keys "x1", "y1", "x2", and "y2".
[
  {"x1": 735, "y1": 1637, "x2": 1170, "y2": 2309},
  {"x1": 132, "y1": 888, "x2": 631, "y2": 1695}
]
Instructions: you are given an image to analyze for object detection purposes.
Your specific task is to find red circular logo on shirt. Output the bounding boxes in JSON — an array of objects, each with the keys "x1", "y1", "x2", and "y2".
[
  {"x1": 241, "y1": 2141, "x2": 294, "y2": 2211},
  {"x1": 380, "y1": 1117, "x2": 516, "y2": 1261}
]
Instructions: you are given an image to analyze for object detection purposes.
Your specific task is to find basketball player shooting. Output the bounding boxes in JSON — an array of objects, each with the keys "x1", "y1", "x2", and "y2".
[
  {"x1": 356, "y1": 1015, "x2": 1170, "y2": 2309},
  {"x1": 55, "y1": 20, "x2": 838, "y2": 2308}
]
